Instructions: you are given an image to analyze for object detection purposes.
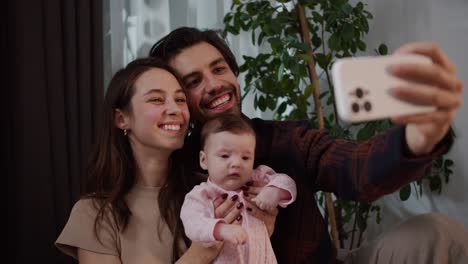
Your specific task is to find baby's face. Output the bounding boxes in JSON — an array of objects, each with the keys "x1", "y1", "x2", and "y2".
[{"x1": 200, "y1": 131, "x2": 255, "y2": 191}]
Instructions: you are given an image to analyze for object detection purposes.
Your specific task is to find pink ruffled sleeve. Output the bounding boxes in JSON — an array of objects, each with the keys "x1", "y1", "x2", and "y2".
[{"x1": 252, "y1": 165, "x2": 297, "y2": 207}]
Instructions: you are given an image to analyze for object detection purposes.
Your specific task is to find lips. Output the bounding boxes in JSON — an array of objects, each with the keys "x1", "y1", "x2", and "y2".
[
  {"x1": 204, "y1": 92, "x2": 233, "y2": 110},
  {"x1": 160, "y1": 124, "x2": 181, "y2": 131},
  {"x1": 207, "y1": 93, "x2": 231, "y2": 109},
  {"x1": 158, "y1": 122, "x2": 184, "y2": 132}
]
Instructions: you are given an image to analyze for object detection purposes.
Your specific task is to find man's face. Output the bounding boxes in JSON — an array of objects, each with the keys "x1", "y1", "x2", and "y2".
[{"x1": 169, "y1": 42, "x2": 241, "y2": 125}]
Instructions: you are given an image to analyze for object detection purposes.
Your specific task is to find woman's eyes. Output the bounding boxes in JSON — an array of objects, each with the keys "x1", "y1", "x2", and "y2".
[
  {"x1": 148, "y1": 97, "x2": 186, "y2": 104},
  {"x1": 149, "y1": 97, "x2": 164, "y2": 103}
]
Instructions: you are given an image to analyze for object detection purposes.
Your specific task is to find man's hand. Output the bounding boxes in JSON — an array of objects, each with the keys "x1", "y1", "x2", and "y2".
[{"x1": 389, "y1": 42, "x2": 463, "y2": 155}]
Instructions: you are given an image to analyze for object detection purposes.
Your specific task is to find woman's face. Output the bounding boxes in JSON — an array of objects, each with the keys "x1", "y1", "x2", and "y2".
[{"x1": 122, "y1": 68, "x2": 190, "y2": 154}]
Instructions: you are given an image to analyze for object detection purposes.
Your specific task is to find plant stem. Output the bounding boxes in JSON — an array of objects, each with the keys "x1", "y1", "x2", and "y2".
[
  {"x1": 297, "y1": 5, "x2": 324, "y2": 129},
  {"x1": 335, "y1": 201, "x2": 345, "y2": 248},
  {"x1": 349, "y1": 201, "x2": 358, "y2": 250},
  {"x1": 357, "y1": 205, "x2": 370, "y2": 248},
  {"x1": 297, "y1": 3, "x2": 339, "y2": 249},
  {"x1": 320, "y1": 17, "x2": 339, "y2": 126}
]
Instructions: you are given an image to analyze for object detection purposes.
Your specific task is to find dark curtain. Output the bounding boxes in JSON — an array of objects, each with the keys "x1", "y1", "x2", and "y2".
[{"x1": 6, "y1": 0, "x2": 104, "y2": 263}]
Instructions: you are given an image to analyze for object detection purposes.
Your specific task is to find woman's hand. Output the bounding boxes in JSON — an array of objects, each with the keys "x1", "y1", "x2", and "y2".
[
  {"x1": 176, "y1": 193, "x2": 245, "y2": 263},
  {"x1": 176, "y1": 241, "x2": 224, "y2": 264},
  {"x1": 390, "y1": 42, "x2": 463, "y2": 155},
  {"x1": 178, "y1": 218, "x2": 244, "y2": 264},
  {"x1": 213, "y1": 193, "x2": 243, "y2": 222},
  {"x1": 242, "y1": 181, "x2": 279, "y2": 237}
]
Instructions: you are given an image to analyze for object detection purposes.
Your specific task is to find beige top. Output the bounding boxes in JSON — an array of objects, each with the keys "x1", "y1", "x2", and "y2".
[{"x1": 56, "y1": 185, "x2": 184, "y2": 263}]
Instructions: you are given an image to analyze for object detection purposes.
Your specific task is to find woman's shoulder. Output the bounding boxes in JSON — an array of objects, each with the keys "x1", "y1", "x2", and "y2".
[
  {"x1": 71, "y1": 197, "x2": 103, "y2": 215},
  {"x1": 56, "y1": 197, "x2": 121, "y2": 259},
  {"x1": 68, "y1": 196, "x2": 118, "y2": 226}
]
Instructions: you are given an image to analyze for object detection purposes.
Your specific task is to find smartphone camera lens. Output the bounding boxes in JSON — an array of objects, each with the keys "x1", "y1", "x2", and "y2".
[
  {"x1": 364, "y1": 101, "x2": 372, "y2": 111},
  {"x1": 355, "y1": 87, "x2": 364, "y2": 98},
  {"x1": 352, "y1": 102, "x2": 360, "y2": 113}
]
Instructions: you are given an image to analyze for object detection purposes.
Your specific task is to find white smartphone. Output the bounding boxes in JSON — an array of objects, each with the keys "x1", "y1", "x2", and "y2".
[{"x1": 331, "y1": 54, "x2": 436, "y2": 123}]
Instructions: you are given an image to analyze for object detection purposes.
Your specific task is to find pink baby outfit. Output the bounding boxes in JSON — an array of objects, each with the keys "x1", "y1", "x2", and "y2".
[{"x1": 180, "y1": 165, "x2": 297, "y2": 264}]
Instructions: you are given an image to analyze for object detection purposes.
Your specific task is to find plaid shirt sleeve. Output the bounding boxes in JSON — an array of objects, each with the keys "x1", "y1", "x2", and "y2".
[{"x1": 259, "y1": 118, "x2": 453, "y2": 202}]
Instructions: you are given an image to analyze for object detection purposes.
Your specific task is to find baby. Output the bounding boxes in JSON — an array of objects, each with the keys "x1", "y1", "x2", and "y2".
[{"x1": 180, "y1": 114, "x2": 297, "y2": 264}]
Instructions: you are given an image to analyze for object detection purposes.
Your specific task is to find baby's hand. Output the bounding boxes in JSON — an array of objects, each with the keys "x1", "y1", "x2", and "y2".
[
  {"x1": 215, "y1": 223, "x2": 247, "y2": 245},
  {"x1": 252, "y1": 186, "x2": 281, "y2": 212}
]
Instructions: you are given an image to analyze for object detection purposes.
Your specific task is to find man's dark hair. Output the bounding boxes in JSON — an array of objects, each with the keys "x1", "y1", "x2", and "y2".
[
  {"x1": 149, "y1": 27, "x2": 240, "y2": 76},
  {"x1": 200, "y1": 114, "x2": 255, "y2": 149}
]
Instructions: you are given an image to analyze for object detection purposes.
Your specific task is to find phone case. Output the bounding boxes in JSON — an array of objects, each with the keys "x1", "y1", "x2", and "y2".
[{"x1": 331, "y1": 54, "x2": 436, "y2": 123}]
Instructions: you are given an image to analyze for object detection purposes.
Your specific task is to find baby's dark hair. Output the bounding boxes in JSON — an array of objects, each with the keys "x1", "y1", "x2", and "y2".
[{"x1": 200, "y1": 114, "x2": 255, "y2": 149}]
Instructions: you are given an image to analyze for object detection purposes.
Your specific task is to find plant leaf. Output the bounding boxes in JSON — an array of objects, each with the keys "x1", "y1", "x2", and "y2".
[{"x1": 304, "y1": 84, "x2": 313, "y2": 99}]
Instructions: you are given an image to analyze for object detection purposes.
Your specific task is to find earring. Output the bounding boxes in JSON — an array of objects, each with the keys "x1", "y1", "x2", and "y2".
[
  {"x1": 187, "y1": 121, "x2": 194, "y2": 137},
  {"x1": 123, "y1": 129, "x2": 128, "y2": 136}
]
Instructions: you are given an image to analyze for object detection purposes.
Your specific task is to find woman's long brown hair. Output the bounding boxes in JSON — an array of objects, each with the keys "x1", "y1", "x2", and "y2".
[{"x1": 83, "y1": 57, "x2": 197, "y2": 260}]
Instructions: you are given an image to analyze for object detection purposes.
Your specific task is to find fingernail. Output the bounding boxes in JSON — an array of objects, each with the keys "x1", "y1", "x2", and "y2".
[
  {"x1": 237, "y1": 202, "x2": 244, "y2": 209},
  {"x1": 243, "y1": 192, "x2": 249, "y2": 197},
  {"x1": 246, "y1": 207, "x2": 252, "y2": 212},
  {"x1": 221, "y1": 193, "x2": 228, "y2": 199},
  {"x1": 240, "y1": 186, "x2": 249, "y2": 191},
  {"x1": 386, "y1": 65, "x2": 394, "y2": 74},
  {"x1": 387, "y1": 87, "x2": 398, "y2": 96},
  {"x1": 246, "y1": 181, "x2": 253, "y2": 186},
  {"x1": 236, "y1": 215, "x2": 243, "y2": 221},
  {"x1": 231, "y1": 195, "x2": 238, "y2": 201},
  {"x1": 390, "y1": 64, "x2": 405, "y2": 74}
]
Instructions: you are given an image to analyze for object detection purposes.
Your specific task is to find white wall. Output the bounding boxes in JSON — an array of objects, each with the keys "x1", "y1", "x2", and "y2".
[{"x1": 360, "y1": 0, "x2": 468, "y2": 239}]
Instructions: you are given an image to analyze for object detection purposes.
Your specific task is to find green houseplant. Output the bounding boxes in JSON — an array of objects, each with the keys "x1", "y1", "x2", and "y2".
[{"x1": 223, "y1": 0, "x2": 454, "y2": 249}]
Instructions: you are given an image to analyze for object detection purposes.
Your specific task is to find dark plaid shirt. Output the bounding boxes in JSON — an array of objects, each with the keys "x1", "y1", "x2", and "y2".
[{"x1": 185, "y1": 117, "x2": 452, "y2": 263}]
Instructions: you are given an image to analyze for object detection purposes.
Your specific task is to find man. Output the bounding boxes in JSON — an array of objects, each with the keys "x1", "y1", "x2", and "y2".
[{"x1": 150, "y1": 27, "x2": 466, "y2": 263}]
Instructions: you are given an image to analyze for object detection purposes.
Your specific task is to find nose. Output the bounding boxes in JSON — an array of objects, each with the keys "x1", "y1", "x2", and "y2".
[
  {"x1": 230, "y1": 156, "x2": 241, "y2": 168},
  {"x1": 205, "y1": 73, "x2": 223, "y2": 94},
  {"x1": 166, "y1": 98, "x2": 182, "y2": 115}
]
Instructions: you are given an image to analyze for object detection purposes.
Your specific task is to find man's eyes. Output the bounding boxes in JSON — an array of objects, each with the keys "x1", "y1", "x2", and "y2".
[
  {"x1": 213, "y1": 65, "x2": 228, "y2": 74},
  {"x1": 183, "y1": 66, "x2": 227, "y2": 88},
  {"x1": 213, "y1": 67, "x2": 226, "y2": 73},
  {"x1": 185, "y1": 78, "x2": 201, "y2": 89}
]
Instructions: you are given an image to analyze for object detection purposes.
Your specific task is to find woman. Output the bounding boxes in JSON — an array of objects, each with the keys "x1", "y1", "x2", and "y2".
[{"x1": 55, "y1": 57, "x2": 240, "y2": 263}]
